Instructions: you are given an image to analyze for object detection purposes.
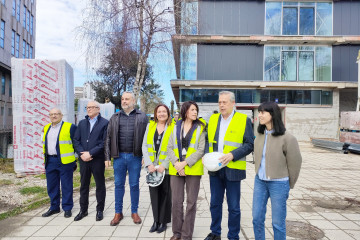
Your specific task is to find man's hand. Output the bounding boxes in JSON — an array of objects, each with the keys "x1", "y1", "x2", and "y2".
[
  {"x1": 147, "y1": 164, "x2": 156, "y2": 173},
  {"x1": 105, "y1": 160, "x2": 111, "y2": 168},
  {"x1": 219, "y1": 153, "x2": 234, "y2": 165},
  {"x1": 80, "y1": 151, "x2": 92, "y2": 161},
  {"x1": 174, "y1": 161, "x2": 187, "y2": 173},
  {"x1": 157, "y1": 165, "x2": 165, "y2": 173}
]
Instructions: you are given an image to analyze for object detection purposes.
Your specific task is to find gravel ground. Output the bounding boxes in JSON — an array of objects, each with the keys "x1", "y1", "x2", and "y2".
[{"x1": 0, "y1": 172, "x2": 47, "y2": 214}]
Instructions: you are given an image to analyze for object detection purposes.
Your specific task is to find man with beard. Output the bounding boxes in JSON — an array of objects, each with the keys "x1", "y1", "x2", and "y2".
[{"x1": 105, "y1": 92, "x2": 148, "y2": 226}]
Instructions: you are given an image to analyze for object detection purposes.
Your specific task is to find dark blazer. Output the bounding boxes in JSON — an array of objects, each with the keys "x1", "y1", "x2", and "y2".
[
  {"x1": 73, "y1": 114, "x2": 109, "y2": 160},
  {"x1": 207, "y1": 115, "x2": 254, "y2": 181},
  {"x1": 44, "y1": 121, "x2": 77, "y2": 167}
]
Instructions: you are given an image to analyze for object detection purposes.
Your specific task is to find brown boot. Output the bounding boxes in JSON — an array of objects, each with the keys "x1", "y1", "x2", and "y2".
[
  {"x1": 131, "y1": 213, "x2": 142, "y2": 224},
  {"x1": 110, "y1": 213, "x2": 123, "y2": 226}
]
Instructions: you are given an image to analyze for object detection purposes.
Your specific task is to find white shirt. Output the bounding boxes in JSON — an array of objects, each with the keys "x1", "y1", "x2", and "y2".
[
  {"x1": 218, "y1": 110, "x2": 235, "y2": 153},
  {"x1": 47, "y1": 121, "x2": 62, "y2": 155}
]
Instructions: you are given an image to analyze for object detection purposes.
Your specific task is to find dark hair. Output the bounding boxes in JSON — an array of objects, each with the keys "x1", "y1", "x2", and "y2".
[
  {"x1": 154, "y1": 104, "x2": 171, "y2": 126},
  {"x1": 257, "y1": 102, "x2": 286, "y2": 136},
  {"x1": 180, "y1": 101, "x2": 205, "y2": 128}
]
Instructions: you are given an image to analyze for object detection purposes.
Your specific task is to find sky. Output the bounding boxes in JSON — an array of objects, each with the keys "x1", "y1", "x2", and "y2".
[{"x1": 35, "y1": 0, "x2": 176, "y2": 106}]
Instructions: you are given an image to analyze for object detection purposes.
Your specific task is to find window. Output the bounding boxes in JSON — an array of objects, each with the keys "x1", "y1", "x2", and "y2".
[
  {"x1": 181, "y1": 1, "x2": 198, "y2": 35},
  {"x1": 180, "y1": 44, "x2": 197, "y2": 80},
  {"x1": 22, "y1": 40, "x2": 25, "y2": 58},
  {"x1": 0, "y1": 20, "x2": 4, "y2": 48},
  {"x1": 26, "y1": 9, "x2": 30, "y2": 32},
  {"x1": 11, "y1": 30, "x2": 15, "y2": 55},
  {"x1": 23, "y1": 5, "x2": 26, "y2": 28},
  {"x1": 15, "y1": 34, "x2": 19, "y2": 57},
  {"x1": 16, "y1": 0, "x2": 20, "y2": 22},
  {"x1": 264, "y1": 46, "x2": 331, "y2": 82},
  {"x1": 2, "y1": 0, "x2": 5, "y2": 5},
  {"x1": 12, "y1": 0, "x2": 16, "y2": 16},
  {"x1": 0, "y1": 107, "x2": 3, "y2": 116},
  {"x1": 8, "y1": 108, "x2": 12, "y2": 116},
  {"x1": 30, "y1": 15, "x2": 33, "y2": 35},
  {"x1": 1, "y1": 75, "x2": 5, "y2": 95},
  {"x1": 9, "y1": 79, "x2": 11, "y2": 97},
  {"x1": 26, "y1": 42, "x2": 29, "y2": 58},
  {"x1": 180, "y1": 89, "x2": 202, "y2": 102},
  {"x1": 30, "y1": 46, "x2": 33, "y2": 58},
  {"x1": 265, "y1": 1, "x2": 332, "y2": 36}
]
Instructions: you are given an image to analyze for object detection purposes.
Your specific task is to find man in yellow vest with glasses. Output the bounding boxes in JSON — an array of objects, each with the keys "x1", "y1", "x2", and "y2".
[
  {"x1": 204, "y1": 91, "x2": 254, "y2": 240},
  {"x1": 42, "y1": 108, "x2": 77, "y2": 218}
]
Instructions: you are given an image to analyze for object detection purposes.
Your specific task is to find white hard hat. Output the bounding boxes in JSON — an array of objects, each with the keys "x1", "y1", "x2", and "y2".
[
  {"x1": 203, "y1": 152, "x2": 227, "y2": 172},
  {"x1": 146, "y1": 166, "x2": 165, "y2": 187}
]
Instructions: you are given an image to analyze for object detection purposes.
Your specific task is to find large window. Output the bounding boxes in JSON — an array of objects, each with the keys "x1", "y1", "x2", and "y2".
[
  {"x1": 23, "y1": 5, "x2": 26, "y2": 28},
  {"x1": 30, "y1": 46, "x2": 33, "y2": 58},
  {"x1": 180, "y1": 44, "x2": 197, "y2": 80},
  {"x1": 30, "y1": 15, "x2": 33, "y2": 35},
  {"x1": 12, "y1": 0, "x2": 16, "y2": 16},
  {"x1": 26, "y1": 42, "x2": 29, "y2": 58},
  {"x1": 26, "y1": 9, "x2": 30, "y2": 32},
  {"x1": 22, "y1": 40, "x2": 26, "y2": 58},
  {"x1": 181, "y1": 1, "x2": 198, "y2": 34},
  {"x1": 264, "y1": 46, "x2": 331, "y2": 82},
  {"x1": 16, "y1": 0, "x2": 20, "y2": 22},
  {"x1": 15, "y1": 34, "x2": 20, "y2": 57},
  {"x1": 0, "y1": 20, "x2": 4, "y2": 49},
  {"x1": 1, "y1": 75, "x2": 5, "y2": 95},
  {"x1": 265, "y1": 2, "x2": 332, "y2": 36},
  {"x1": 11, "y1": 30, "x2": 15, "y2": 55}
]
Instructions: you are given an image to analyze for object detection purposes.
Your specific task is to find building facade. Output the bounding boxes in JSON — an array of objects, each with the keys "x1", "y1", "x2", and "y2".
[
  {"x1": 0, "y1": 0, "x2": 36, "y2": 157},
  {"x1": 171, "y1": 0, "x2": 359, "y2": 141}
]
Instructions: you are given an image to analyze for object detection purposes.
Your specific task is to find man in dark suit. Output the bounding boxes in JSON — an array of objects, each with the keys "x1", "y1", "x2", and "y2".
[
  {"x1": 73, "y1": 101, "x2": 109, "y2": 221},
  {"x1": 204, "y1": 91, "x2": 254, "y2": 240},
  {"x1": 42, "y1": 108, "x2": 77, "y2": 218}
]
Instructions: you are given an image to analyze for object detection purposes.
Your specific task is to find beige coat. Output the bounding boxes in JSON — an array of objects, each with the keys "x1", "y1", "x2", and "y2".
[{"x1": 254, "y1": 131, "x2": 302, "y2": 189}]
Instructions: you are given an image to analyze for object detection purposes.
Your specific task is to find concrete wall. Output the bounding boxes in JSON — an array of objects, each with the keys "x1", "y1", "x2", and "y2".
[
  {"x1": 339, "y1": 89, "x2": 357, "y2": 112},
  {"x1": 334, "y1": 1, "x2": 360, "y2": 35}
]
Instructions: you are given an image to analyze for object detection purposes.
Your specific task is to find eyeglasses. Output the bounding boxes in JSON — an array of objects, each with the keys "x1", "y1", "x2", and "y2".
[
  {"x1": 49, "y1": 113, "x2": 61, "y2": 116},
  {"x1": 86, "y1": 106, "x2": 99, "y2": 110}
]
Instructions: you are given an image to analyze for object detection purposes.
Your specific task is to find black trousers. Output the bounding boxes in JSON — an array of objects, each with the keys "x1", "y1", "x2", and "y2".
[
  {"x1": 149, "y1": 174, "x2": 172, "y2": 224},
  {"x1": 79, "y1": 158, "x2": 106, "y2": 212}
]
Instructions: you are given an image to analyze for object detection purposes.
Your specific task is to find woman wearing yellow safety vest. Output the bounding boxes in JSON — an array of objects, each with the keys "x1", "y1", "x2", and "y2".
[
  {"x1": 142, "y1": 104, "x2": 173, "y2": 234},
  {"x1": 167, "y1": 101, "x2": 206, "y2": 240}
]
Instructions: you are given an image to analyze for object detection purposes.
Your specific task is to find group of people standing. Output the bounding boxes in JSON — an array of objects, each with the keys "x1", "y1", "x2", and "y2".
[{"x1": 41, "y1": 90, "x2": 302, "y2": 240}]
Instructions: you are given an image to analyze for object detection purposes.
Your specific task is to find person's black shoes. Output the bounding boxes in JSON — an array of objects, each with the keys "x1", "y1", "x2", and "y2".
[
  {"x1": 96, "y1": 211, "x2": 104, "y2": 221},
  {"x1": 42, "y1": 209, "x2": 60, "y2": 217},
  {"x1": 204, "y1": 233, "x2": 221, "y2": 240},
  {"x1": 156, "y1": 223, "x2": 167, "y2": 233},
  {"x1": 149, "y1": 222, "x2": 159, "y2": 233},
  {"x1": 74, "y1": 210, "x2": 88, "y2": 221},
  {"x1": 64, "y1": 210, "x2": 72, "y2": 218}
]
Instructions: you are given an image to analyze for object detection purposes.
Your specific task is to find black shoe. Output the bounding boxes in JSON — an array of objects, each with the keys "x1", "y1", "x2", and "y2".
[
  {"x1": 204, "y1": 233, "x2": 221, "y2": 240},
  {"x1": 156, "y1": 223, "x2": 167, "y2": 233},
  {"x1": 149, "y1": 222, "x2": 159, "y2": 233},
  {"x1": 74, "y1": 210, "x2": 88, "y2": 221},
  {"x1": 64, "y1": 210, "x2": 72, "y2": 218},
  {"x1": 42, "y1": 209, "x2": 60, "y2": 217},
  {"x1": 96, "y1": 211, "x2": 103, "y2": 221}
]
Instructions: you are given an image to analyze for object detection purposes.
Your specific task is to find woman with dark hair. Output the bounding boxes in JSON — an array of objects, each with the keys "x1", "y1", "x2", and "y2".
[
  {"x1": 142, "y1": 104, "x2": 173, "y2": 233},
  {"x1": 167, "y1": 101, "x2": 206, "y2": 240},
  {"x1": 252, "y1": 102, "x2": 302, "y2": 240}
]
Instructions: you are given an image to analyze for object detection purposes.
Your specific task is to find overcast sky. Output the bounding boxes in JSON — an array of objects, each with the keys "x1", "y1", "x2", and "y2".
[{"x1": 35, "y1": 0, "x2": 175, "y2": 106}]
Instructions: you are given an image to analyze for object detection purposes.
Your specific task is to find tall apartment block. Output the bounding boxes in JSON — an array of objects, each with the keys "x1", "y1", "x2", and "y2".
[
  {"x1": 171, "y1": 0, "x2": 360, "y2": 141},
  {"x1": 0, "y1": 0, "x2": 36, "y2": 157}
]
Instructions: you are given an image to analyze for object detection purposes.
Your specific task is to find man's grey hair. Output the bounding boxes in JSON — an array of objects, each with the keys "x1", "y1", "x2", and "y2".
[
  {"x1": 219, "y1": 91, "x2": 235, "y2": 102},
  {"x1": 88, "y1": 101, "x2": 100, "y2": 108},
  {"x1": 49, "y1": 107, "x2": 62, "y2": 114},
  {"x1": 122, "y1": 91, "x2": 135, "y2": 100}
]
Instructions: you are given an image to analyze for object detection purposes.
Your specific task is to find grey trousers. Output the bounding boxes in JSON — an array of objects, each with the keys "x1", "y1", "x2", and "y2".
[{"x1": 170, "y1": 175, "x2": 201, "y2": 240}]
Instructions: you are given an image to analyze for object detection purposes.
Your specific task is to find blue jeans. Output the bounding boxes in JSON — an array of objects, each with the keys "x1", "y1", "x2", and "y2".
[
  {"x1": 210, "y1": 174, "x2": 241, "y2": 240},
  {"x1": 113, "y1": 153, "x2": 142, "y2": 214},
  {"x1": 252, "y1": 175, "x2": 290, "y2": 240}
]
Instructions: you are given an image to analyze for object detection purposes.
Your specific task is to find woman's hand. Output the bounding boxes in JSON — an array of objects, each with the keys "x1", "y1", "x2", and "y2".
[
  {"x1": 157, "y1": 165, "x2": 165, "y2": 173},
  {"x1": 147, "y1": 164, "x2": 156, "y2": 173},
  {"x1": 174, "y1": 161, "x2": 187, "y2": 172}
]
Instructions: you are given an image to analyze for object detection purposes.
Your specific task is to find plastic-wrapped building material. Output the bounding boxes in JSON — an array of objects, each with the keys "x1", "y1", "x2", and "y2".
[
  {"x1": 11, "y1": 59, "x2": 75, "y2": 174},
  {"x1": 76, "y1": 98, "x2": 115, "y2": 122}
]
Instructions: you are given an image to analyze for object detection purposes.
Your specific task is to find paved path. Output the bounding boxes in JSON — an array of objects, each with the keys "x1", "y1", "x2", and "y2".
[{"x1": 1, "y1": 142, "x2": 360, "y2": 239}]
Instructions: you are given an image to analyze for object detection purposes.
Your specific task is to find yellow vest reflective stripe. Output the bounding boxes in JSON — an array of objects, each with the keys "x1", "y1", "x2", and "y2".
[
  {"x1": 208, "y1": 112, "x2": 247, "y2": 170},
  {"x1": 146, "y1": 120, "x2": 174, "y2": 164},
  {"x1": 169, "y1": 119, "x2": 206, "y2": 176},
  {"x1": 43, "y1": 122, "x2": 76, "y2": 164}
]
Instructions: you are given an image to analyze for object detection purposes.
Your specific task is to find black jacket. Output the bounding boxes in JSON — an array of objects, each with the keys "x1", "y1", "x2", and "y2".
[
  {"x1": 105, "y1": 109, "x2": 148, "y2": 160},
  {"x1": 73, "y1": 114, "x2": 109, "y2": 160}
]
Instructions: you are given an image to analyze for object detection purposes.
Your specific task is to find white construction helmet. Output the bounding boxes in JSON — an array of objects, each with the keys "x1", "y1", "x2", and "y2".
[
  {"x1": 146, "y1": 166, "x2": 165, "y2": 187},
  {"x1": 203, "y1": 152, "x2": 227, "y2": 172}
]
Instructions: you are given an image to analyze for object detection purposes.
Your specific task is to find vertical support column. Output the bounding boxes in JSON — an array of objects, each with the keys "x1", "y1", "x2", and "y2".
[{"x1": 357, "y1": 50, "x2": 360, "y2": 112}]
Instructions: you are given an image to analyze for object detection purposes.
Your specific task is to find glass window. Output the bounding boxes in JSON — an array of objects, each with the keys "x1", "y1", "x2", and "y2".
[
  {"x1": 321, "y1": 91, "x2": 332, "y2": 105},
  {"x1": 9, "y1": 79, "x2": 11, "y2": 97},
  {"x1": 237, "y1": 89, "x2": 253, "y2": 103},
  {"x1": 264, "y1": 46, "x2": 280, "y2": 81},
  {"x1": 12, "y1": 0, "x2": 16, "y2": 16},
  {"x1": 26, "y1": 10, "x2": 30, "y2": 32},
  {"x1": 15, "y1": 34, "x2": 20, "y2": 58},
  {"x1": 16, "y1": 0, "x2": 21, "y2": 22},
  {"x1": 11, "y1": 30, "x2": 15, "y2": 55},
  {"x1": 8, "y1": 108, "x2": 12, "y2": 116},
  {"x1": 0, "y1": 107, "x2": 3, "y2": 115},
  {"x1": 202, "y1": 89, "x2": 219, "y2": 103},
  {"x1": 0, "y1": 20, "x2": 4, "y2": 48},
  {"x1": 304, "y1": 90, "x2": 320, "y2": 104},
  {"x1": 298, "y1": 51, "x2": 314, "y2": 81},
  {"x1": 23, "y1": 5, "x2": 26, "y2": 28},
  {"x1": 180, "y1": 89, "x2": 202, "y2": 102},
  {"x1": 22, "y1": 40, "x2": 26, "y2": 58},
  {"x1": 26, "y1": 43, "x2": 29, "y2": 58},
  {"x1": 1, "y1": 75, "x2": 5, "y2": 95},
  {"x1": 286, "y1": 90, "x2": 303, "y2": 104},
  {"x1": 281, "y1": 51, "x2": 297, "y2": 81},
  {"x1": 265, "y1": 2, "x2": 281, "y2": 35},
  {"x1": 2, "y1": 0, "x2": 5, "y2": 5},
  {"x1": 181, "y1": 1, "x2": 198, "y2": 35},
  {"x1": 283, "y1": 7, "x2": 298, "y2": 35},
  {"x1": 270, "y1": 90, "x2": 286, "y2": 103},
  {"x1": 316, "y1": 3, "x2": 332, "y2": 36},
  {"x1": 180, "y1": 44, "x2": 197, "y2": 80},
  {"x1": 30, "y1": 46, "x2": 33, "y2": 58},
  {"x1": 299, "y1": 7, "x2": 314, "y2": 35},
  {"x1": 258, "y1": 90, "x2": 270, "y2": 103},
  {"x1": 30, "y1": 15, "x2": 33, "y2": 35},
  {"x1": 315, "y1": 46, "x2": 331, "y2": 81}
]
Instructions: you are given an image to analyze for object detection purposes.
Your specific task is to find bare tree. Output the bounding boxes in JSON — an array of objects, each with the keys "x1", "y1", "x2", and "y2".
[{"x1": 78, "y1": 0, "x2": 175, "y2": 102}]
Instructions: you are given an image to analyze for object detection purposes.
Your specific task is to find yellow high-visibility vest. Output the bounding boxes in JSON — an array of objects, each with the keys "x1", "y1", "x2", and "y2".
[
  {"x1": 208, "y1": 112, "x2": 247, "y2": 170},
  {"x1": 146, "y1": 120, "x2": 174, "y2": 165},
  {"x1": 169, "y1": 119, "x2": 206, "y2": 176},
  {"x1": 43, "y1": 122, "x2": 76, "y2": 164}
]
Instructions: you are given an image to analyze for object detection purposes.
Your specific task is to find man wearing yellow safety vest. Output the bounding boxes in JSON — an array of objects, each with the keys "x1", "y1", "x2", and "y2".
[
  {"x1": 204, "y1": 91, "x2": 254, "y2": 240},
  {"x1": 42, "y1": 108, "x2": 77, "y2": 218}
]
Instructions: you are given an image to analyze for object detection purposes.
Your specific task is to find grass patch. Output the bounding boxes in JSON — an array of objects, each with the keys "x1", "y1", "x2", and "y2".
[
  {"x1": 0, "y1": 159, "x2": 15, "y2": 174},
  {"x1": 34, "y1": 174, "x2": 46, "y2": 179},
  {"x1": 0, "y1": 198, "x2": 50, "y2": 221},
  {"x1": 19, "y1": 186, "x2": 46, "y2": 195},
  {"x1": 0, "y1": 179, "x2": 13, "y2": 185}
]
